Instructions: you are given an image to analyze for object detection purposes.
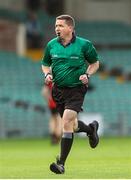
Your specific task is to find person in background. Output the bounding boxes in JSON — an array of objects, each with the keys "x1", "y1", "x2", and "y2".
[
  {"x1": 42, "y1": 82, "x2": 62, "y2": 144},
  {"x1": 26, "y1": 11, "x2": 42, "y2": 49}
]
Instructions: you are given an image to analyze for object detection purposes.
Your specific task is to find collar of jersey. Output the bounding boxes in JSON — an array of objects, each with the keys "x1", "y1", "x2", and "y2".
[{"x1": 57, "y1": 33, "x2": 76, "y2": 47}]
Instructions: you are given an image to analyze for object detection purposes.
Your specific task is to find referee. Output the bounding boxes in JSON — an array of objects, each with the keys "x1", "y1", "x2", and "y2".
[{"x1": 42, "y1": 14, "x2": 100, "y2": 174}]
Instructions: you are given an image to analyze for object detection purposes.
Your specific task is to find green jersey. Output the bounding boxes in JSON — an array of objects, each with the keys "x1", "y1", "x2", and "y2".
[{"x1": 42, "y1": 36, "x2": 99, "y2": 87}]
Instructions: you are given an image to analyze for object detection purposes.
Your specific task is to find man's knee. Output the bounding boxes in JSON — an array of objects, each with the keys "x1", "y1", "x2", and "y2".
[
  {"x1": 62, "y1": 110, "x2": 77, "y2": 132},
  {"x1": 63, "y1": 120, "x2": 73, "y2": 131}
]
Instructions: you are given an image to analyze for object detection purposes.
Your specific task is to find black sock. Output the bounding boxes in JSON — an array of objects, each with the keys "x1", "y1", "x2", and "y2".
[
  {"x1": 59, "y1": 132, "x2": 74, "y2": 166},
  {"x1": 75, "y1": 120, "x2": 92, "y2": 135}
]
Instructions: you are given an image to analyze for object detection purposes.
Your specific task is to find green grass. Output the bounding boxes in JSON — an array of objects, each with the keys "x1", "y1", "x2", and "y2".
[{"x1": 0, "y1": 137, "x2": 131, "y2": 179}]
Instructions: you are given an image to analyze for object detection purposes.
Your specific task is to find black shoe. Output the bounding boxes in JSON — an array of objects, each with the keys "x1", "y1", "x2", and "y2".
[
  {"x1": 88, "y1": 121, "x2": 99, "y2": 148},
  {"x1": 50, "y1": 157, "x2": 65, "y2": 174},
  {"x1": 50, "y1": 163, "x2": 65, "y2": 174}
]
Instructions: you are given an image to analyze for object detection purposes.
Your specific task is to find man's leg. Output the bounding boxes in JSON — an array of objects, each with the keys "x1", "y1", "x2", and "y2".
[
  {"x1": 74, "y1": 119, "x2": 99, "y2": 148},
  {"x1": 49, "y1": 109, "x2": 60, "y2": 144},
  {"x1": 49, "y1": 115, "x2": 57, "y2": 144},
  {"x1": 54, "y1": 113, "x2": 62, "y2": 142},
  {"x1": 49, "y1": 113, "x2": 61, "y2": 144},
  {"x1": 74, "y1": 119, "x2": 92, "y2": 134},
  {"x1": 50, "y1": 109, "x2": 77, "y2": 174}
]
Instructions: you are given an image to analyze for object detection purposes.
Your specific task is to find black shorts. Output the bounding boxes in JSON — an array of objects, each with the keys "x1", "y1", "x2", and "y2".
[
  {"x1": 49, "y1": 107, "x2": 58, "y2": 115},
  {"x1": 52, "y1": 84, "x2": 88, "y2": 117}
]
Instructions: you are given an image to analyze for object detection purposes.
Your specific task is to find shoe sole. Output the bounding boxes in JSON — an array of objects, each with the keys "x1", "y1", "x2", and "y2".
[
  {"x1": 50, "y1": 163, "x2": 64, "y2": 174},
  {"x1": 92, "y1": 121, "x2": 99, "y2": 148}
]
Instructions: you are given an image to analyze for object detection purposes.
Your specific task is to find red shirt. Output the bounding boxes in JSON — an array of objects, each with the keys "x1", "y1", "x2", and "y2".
[{"x1": 47, "y1": 83, "x2": 56, "y2": 109}]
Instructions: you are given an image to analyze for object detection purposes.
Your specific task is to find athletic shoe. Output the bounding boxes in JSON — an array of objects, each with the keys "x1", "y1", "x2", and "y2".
[
  {"x1": 50, "y1": 156, "x2": 65, "y2": 174},
  {"x1": 88, "y1": 120, "x2": 99, "y2": 148}
]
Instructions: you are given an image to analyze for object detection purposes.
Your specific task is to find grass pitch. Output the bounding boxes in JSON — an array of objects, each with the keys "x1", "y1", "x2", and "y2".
[{"x1": 0, "y1": 137, "x2": 131, "y2": 179}]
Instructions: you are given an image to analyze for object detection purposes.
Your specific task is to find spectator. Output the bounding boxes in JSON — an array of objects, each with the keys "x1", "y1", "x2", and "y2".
[
  {"x1": 42, "y1": 82, "x2": 62, "y2": 144},
  {"x1": 26, "y1": 12, "x2": 42, "y2": 49}
]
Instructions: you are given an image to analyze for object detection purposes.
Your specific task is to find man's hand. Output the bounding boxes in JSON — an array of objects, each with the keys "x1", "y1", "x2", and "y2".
[
  {"x1": 45, "y1": 73, "x2": 53, "y2": 84},
  {"x1": 79, "y1": 74, "x2": 89, "y2": 85}
]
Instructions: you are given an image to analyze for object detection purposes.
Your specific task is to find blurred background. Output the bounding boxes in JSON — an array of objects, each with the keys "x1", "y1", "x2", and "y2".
[{"x1": 0, "y1": 0, "x2": 131, "y2": 139}]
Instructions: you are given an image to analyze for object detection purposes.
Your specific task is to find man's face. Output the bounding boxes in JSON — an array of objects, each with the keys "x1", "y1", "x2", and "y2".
[{"x1": 55, "y1": 19, "x2": 73, "y2": 38}]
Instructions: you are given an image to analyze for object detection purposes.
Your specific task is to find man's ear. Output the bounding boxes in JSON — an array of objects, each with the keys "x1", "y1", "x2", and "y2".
[{"x1": 69, "y1": 26, "x2": 73, "y2": 32}]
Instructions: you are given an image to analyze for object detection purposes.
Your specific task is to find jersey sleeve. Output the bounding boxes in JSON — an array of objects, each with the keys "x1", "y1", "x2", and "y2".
[
  {"x1": 41, "y1": 44, "x2": 52, "y2": 66},
  {"x1": 84, "y1": 41, "x2": 99, "y2": 64}
]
